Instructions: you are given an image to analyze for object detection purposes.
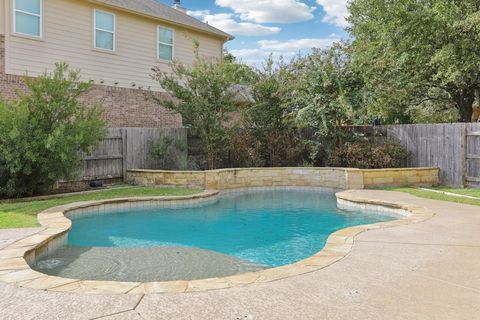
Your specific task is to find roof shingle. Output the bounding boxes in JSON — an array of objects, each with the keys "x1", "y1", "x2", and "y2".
[{"x1": 91, "y1": 0, "x2": 233, "y2": 40}]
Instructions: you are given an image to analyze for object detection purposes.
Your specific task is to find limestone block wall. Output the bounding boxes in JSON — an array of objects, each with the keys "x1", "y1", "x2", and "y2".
[
  {"x1": 204, "y1": 168, "x2": 359, "y2": 190},
  {"x1": 128, "y1": 168, "x2": 361, "y2": 189},
  {"x1": 361, "y1": 168, "x2": 439, "y2": 188},
  {"x1": 127, "y1": 167, "x2": 439, "y2": 190}
]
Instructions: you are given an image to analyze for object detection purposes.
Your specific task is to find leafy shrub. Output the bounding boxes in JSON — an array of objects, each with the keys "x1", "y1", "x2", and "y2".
[
  {"x1": 234, "y1": 57, "x2": 308, "y2": 167},
  {"x1": 328, "y1": 140, "x2": 410, "y2": 169},
  {"x1": 0, "y1": 63, "x2": 105, "y2": 198},
  {"x1": 265, "y1": 129, "x2": 308, "y2": 167},
  {"x1": 229, "y1": 130, "x2": 265, "y2": 168},
  {"x1": 147, "y1": 135, "x2": 173, "y2": 168},
  {"x1": 152, "y1": 43, "x2": 250, "y2": 170},
  {"x1": 294, "y1": 44, "x2": 364, "y2": 163},
  {"x1": 230, "y1": 128, "x2": 308, "y2": 168},
  {"x1": 147, "y1": 134, "x2": 188, "y2": 170}
]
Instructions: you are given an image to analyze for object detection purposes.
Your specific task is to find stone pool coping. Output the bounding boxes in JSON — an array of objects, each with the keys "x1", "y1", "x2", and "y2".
[{"x1": 0, "y1": 189, "x2": 435, "y2": 295}]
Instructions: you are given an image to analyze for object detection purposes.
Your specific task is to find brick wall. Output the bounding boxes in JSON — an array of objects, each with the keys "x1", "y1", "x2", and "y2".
[
  {"x1": 79, "y1": 86, "x2": 182, "y2": 128},
  {"x1": 0, "y1": 35, "x2": 182, "y2": 128}
]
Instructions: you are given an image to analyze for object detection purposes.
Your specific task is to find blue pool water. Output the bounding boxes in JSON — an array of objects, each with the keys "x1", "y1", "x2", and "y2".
[{"x1": 66, "y1": 190, "x2": 395, "y2": 268}]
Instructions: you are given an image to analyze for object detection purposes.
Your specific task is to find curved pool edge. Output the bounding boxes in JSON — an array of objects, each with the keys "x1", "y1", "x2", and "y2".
[{"x1": 0, "y1": 189, "x2": 435, "y2": 295}]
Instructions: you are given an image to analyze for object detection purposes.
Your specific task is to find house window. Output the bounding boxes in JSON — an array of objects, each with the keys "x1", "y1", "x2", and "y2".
[
  {"x1": 158, "y1": 27, "x2": 173, "y2": 61},
  {"x1": 13, "y1": 0, "x2": 42, "y2": 37},
  {"x1": 94, "y1": 10, "x2": 115, "y2": 51}
]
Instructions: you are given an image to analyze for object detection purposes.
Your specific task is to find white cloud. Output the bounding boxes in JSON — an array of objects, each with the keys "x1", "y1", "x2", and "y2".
[
  {"x1": 316, "y1": 0, "x2": 349, "y2": 27},
  {"x1": 230, "y1": 49, "x2": 295, "y2": 66},
  {"x1": 258, "y1": 37, "x2": 340, "y2": 52},
  {"x1": 187, "y1": 10, "x2": 211, "y2": 17},
  {"x1": 215, "y1": 0, "x2": 316, "y2": 24},
  {"x1": 188, "y1": 12, "x2": 281, "y2": 36},
  {"x1": 230, "y1": 36, "x2": 340, "y2": 66},
  {"x1": 230, "y1": 49, "x2": 270, "y2": 61}
]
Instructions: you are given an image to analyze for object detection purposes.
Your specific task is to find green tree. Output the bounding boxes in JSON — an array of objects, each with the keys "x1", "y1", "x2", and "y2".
[
  {"x1": 245, "y1": 57, "x2": 295, "y2": 141},
  {"x1": 223, "y1": 50, "x2": 236, "y2": 63},
  {"x1": 349, "y1": 0, "x2": 480, "y2": 122},
  {"x1": 241, "y1": 56, "x2": 307, "y2": 167},
  {"x1": 152, "y1": 50, "x2": 247, "y2": 169},
  {"x1": 294, "y1": 43, "x2": 364, "y2": 163},
  {"x1": 0, "y1": 63, "x2": 106, "y2": 197}
]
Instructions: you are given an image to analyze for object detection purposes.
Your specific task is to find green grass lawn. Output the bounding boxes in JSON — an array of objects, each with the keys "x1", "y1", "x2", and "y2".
[
  {"x1": 380, "y1": 187, "x2": 480, "y2": 207},
  {"x1": 427, "y1": 186, "x2": 480, "y2": 198},
  {"x1": 0, "y1": 186, "x2": 202, "y2": 229}
]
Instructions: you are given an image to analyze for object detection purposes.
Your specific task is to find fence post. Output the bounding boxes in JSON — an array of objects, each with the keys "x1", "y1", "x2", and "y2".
[
  {"x1": 461, "y1": 124, "x2": 467, "y2": 188},
  {"x1": 122, "y1": 128, "x2": 128, "y2": 181}
]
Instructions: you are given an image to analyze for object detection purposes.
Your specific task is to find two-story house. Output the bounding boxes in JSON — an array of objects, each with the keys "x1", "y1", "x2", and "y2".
[{"x1": 0, "y1": 0, "x2": 232, "y2": 127}]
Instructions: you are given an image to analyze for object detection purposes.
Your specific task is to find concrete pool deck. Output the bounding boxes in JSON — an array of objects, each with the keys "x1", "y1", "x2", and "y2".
[{"x1": 0, "y1": 190, "x2": 479, "y2": 319}]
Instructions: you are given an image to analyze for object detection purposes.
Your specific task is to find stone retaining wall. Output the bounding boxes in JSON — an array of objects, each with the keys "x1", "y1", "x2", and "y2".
[
  {"x1": 361, "y1": 168, "x2": 439, "y2": 188},
  {"x1": 127, "y1": 167, "x2": 439, "y2": 190}
]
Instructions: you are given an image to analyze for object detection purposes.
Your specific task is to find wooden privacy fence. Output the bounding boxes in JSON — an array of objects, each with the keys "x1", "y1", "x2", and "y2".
[
  {"x1": 371, "y1": 123, "x2": 480, "y2": 187},
  {"x1": 81, "y1": 128, "x2": 124, "y2": 181},
  {"x1": 78, "y1": 124, "x2": 479, "y2": 188},
  {"x1": 466, "y1": 124, "x2": 480, "y2": 187},
  {"x1": 78, "y1": 127, "x2": 187, "y2": 182}
]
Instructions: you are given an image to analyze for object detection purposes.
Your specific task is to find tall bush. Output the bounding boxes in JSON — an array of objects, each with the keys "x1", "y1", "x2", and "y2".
[
  {"x1": 147, "y1": 133, "x2": 188, "y2": 170},
  {"x1": 229, "y1": 130, "x2": 264, "y2": 168},
  {"x1": 328, "y1": 140, "x2": 410, "y2": 169},
  {"x1": 294, "y1": 43, "x2": 365, "y2": 165},
  {"x1": 239, "y1": 57, "x2": 307, "y2": 167},
  {"x1": 0, "y1": 63, "x2": 105, "y2": 197},
  {"x1": 152, "y1": 46, "x2": 249, "y2": 169}
]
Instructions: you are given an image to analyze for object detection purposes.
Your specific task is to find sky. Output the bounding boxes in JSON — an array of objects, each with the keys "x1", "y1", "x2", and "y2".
[{"x1": 159, "y1": 0, "x2": 350, "y2": 66}]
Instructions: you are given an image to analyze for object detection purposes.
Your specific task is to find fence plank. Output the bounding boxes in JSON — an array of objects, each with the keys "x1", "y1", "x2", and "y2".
[
  {"x1": 84, "y1": 155, "x2": 123, "y2": 161},
  {"x1": 76, "y1": 127, "x2": 187, "y2": 182},
  {"x1": 466, "y1": 123, "x2": 480, "y2": 187},
  {"x1": 385, "y1": 123, "x2": 480, "y2": 187}
]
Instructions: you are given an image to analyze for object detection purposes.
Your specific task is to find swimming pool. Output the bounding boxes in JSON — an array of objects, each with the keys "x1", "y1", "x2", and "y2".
[{"x1": 33, "y1": 189, "x2": 396, "y2": 282}]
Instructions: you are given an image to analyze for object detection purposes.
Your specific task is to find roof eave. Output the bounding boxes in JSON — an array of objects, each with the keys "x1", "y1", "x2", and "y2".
[{"x1": 87, "y1": 0, "x2": 234, "y2": 41}]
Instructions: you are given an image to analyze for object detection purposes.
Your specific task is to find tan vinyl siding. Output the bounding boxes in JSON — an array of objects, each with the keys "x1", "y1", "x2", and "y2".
[
  {"x1": 0, "y1": 0, "x2": 5, "y2": 35},
  {"x1": 4, "y1": 0, "x2": 224, "y2": 91}
]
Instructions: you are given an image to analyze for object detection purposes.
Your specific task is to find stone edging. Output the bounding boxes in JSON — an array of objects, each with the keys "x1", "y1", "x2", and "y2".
[{"x1": 0, "y1": 190, "x2": 435, "y2": 295}]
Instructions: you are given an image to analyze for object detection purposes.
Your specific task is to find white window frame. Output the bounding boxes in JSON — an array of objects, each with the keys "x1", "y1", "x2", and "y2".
[
  {"x1": 13, "y1": 0, "x2": 43, "y2": 38},
  {"x1": 157, "y1": 26, "x2": 174, "y2": 62},
  {"x1": 93, "y1": 9, "x2": 116, "y2": 52}
]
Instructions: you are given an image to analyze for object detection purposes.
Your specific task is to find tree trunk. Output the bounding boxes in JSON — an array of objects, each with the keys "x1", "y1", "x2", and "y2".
[
  {"x1": 455, "y1": 88, "x2": 475, "y2": 122},
  {"x1": 207, "y1": 151, "x2": 216, "y2": 170}
]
